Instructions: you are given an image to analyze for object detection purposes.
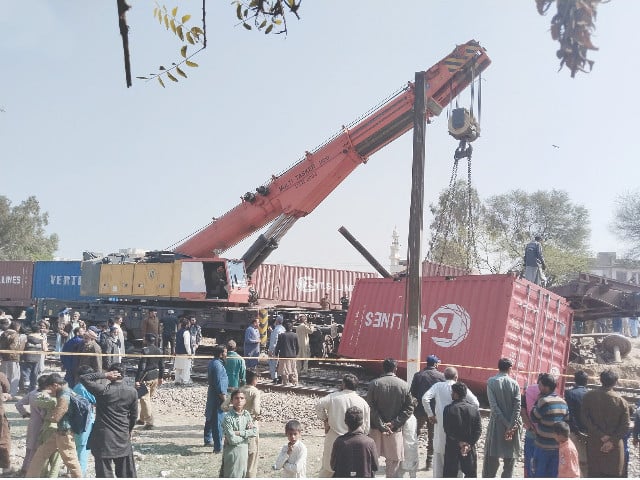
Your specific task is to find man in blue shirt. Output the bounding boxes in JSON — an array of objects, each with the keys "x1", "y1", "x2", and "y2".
[
  {"x1": 564, "y1": 370, "x2": 589, "y2": 477},
  {"x1": 523, "y1": 235, "x2": 547, "y2": 286},
  {"x1": 204, "y1": 345, "x2": 228, "y2": 453}
]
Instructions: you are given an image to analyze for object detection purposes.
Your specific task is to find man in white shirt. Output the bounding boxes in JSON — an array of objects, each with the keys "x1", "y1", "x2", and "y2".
[
  {"x1": 315, "y1": 374, "x2": 370, "y2": 477},
  {"x1": 422, "y1": 366, "x2": 479, "y2": 478}
]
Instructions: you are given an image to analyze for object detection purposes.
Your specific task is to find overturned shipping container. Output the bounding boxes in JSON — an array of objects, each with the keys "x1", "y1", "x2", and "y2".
[
  {"x1": 338, "y1": 274, "x2": 573, "y2": 393},
  {"x1": 0, "y1": 261, "x2": 34, "y2": 312}
]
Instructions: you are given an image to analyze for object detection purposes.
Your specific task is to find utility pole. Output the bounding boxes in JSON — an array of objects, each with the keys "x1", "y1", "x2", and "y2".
[{"x1": 406, "y1": 71, "x2": 426, "y2": 382}]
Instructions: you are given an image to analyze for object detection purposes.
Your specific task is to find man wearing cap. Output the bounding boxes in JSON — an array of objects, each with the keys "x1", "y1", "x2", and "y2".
[
  {"x1": 483, "y1": 357, "x2": 522, "y2": 478},
  {"x1": 268, "y1": 315, "x2": 285, "y2": 384},
  {"x1": 224, "y1": 339, "x2": 246, "y2": 390},
  {"x1": 74, "y1": 330, "x2": 102, "y2": 381},
  {"x1": 135, "y1": 333, "x2": 164, "y2": 430},
  {"x1": 409, "y1": 354, "x2": 445, "y2": 470}
]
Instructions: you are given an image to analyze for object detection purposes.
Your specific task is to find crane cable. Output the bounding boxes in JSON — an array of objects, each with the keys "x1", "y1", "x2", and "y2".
[{"x1": 428, "y1": 69, "x2": 483, "y2": 274}]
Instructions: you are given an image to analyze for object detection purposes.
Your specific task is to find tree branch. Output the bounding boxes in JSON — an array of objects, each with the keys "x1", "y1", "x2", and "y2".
[{"x1": 117, "y1": 0, "x2": 132, "y2": 88}]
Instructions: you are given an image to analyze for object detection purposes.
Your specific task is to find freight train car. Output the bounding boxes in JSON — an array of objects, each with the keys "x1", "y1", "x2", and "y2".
[
  {"x1": 0, "y1": 260, "x2": 377, "y2": 349},
  {"x1": 338, "y1": 274, "x2": 573, "y2": 394}
]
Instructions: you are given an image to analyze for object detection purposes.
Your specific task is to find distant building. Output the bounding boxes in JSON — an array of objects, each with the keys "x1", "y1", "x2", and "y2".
[{"x1": 590, "y1": 252, "x2": 640, "y2": 284}]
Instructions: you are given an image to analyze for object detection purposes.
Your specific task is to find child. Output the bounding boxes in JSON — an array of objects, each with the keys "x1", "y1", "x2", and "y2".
[
  {"x1": 554, "y1": 421, "x2": 580, "y2": 478},
  {"x1": 240, "y1": 370, "x2": 262, "y2": 478},
  {"x1": 273, "y1": 419, "x2": 307, "y2": 477},
  {"x1": 221, "y1": 389, "x2": 257, "y2": 478}
]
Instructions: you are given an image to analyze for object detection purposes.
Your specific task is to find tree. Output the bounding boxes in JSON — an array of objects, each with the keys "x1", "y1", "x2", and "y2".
[
  {"x1": 612, "y1": 191, "x2": 640, "y2": 257},
  {"x1": 484, "y1": 189, "x2": 591, "y2": 285},
  {"x1": 427, "y1": 180, "x2": 485, "y2": 271},
  {"x1": 0, "y1": 196, "x2": 59, "y2": 261}
]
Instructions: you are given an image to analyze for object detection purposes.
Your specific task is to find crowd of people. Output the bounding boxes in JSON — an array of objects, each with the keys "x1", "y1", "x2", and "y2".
[{"x1": 0, "y1": 307, "x2": 638, "y2": 478}]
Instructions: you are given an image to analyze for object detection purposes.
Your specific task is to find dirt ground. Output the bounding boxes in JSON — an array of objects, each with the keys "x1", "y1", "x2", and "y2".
[{"x1": 5, "y1": 334, "x2": 640, "y2": 478}]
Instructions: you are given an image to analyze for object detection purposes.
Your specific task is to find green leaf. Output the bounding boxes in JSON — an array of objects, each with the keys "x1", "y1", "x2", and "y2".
[
  {"x1": 170, "y1": 18, "x2": 176, "y2": 33},
  {"x1": 153, "y1": 7, "x2": 158, "y2": 18},
  {"x1": 181, "y1": 14, "x2": 191, "y2": 23},
  {"x1": 236, "y1": 3, "x2": 242, "y2": 20},
  {"x1": 158, "y1": 77, "x2": 165, "y2": 88},
  {"x1": 166, "y1": 72, "x2": 178, "y2": 82},
  {"x1": 265, "y1": 24, "x2": 273, "y2": 34},
  {"x1": 159, "y1": 65, "x2": 166, "y2": 70},
  {"x1": 164, "y1": 14, "x2": 169, "y2": 29},
  {"x1": 171, "y1": 6, "x2": 178, "y2": 17},
  {"x1": 176, "y1": 66, "x2": 187, "y2": 78},
  {"x1": 185, "y1": 60, "x2": 199, "y2": 68},
  {"x1": 242, "y1": 22, "x2": 252, "y2": 30},
  {"x1": 259, "y1": 20, "x2": 267, "y2": 29},
  {"x1": 177, "y1": 25, "x2": 184, "y2": 40},
  {"x1": 157, "y1": 12, "x2": 163, "y2": 24},
  {"x1": 274, "y1": 19, "x2": 282, "y2": 25},
  {"x1": 243, "y1": 9, "x2": 248, "y2": 18},
  {"x1": 180, "y1": 45, "x2": 188, "y2": 58},
  {"x1": 186, "y1": 32, "x2": 194, "y2": 44},
  {"x1": 136, "y1": 76, "x2": 149, "y2": 80},
  {"x1": 191, "y1": 26, "x2": 204, "y2": 35}
]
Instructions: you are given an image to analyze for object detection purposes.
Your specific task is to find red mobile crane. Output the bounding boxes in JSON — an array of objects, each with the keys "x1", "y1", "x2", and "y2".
[
  {"x1": 174, "y1": 40, "x2": 491, "y2": 276},
  {"x1": 80, "y1": 41, "x2": 490, "y2": 342}
]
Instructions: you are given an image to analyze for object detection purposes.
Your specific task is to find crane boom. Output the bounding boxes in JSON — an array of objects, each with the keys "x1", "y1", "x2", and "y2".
[{"x1": 174, "y1": 40, "x2": 491, "y2": 259}]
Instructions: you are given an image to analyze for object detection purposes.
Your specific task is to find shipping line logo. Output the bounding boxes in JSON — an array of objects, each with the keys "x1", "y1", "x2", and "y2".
[
  {"x1": 296, "y1": 276, "x2": 354, "y2": 294},
  {"x1": 362, "y1": 303, "x2": 471, "y2": 348}
]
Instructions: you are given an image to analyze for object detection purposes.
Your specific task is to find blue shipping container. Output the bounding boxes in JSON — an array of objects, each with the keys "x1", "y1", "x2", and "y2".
[{"x1": 32, "y1": 261, "x2": 86, "y2": 301}]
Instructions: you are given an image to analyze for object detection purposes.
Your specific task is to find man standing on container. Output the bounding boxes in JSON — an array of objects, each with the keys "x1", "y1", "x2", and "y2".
[
  {"x1": 482, "y1": 358, "x2": 522, "y2": 478},
  {"x1": 523, "y1": 235, "x2": 546, "y2": 286},
  {"x1": 530, "y1": 373, "x2": 569, "y2": 478},
  {"x1": 315, "y1": 373, "x2": 370, "y2": 477},
  {"x1": 366, "y1": 358, "x2": 414, "y2": 478},
  {"x1": 423, "y1": 366, "x2": 480, "y2": 478},
  {"x1": 268, "y1": 315, "x2": 285, "y2": 384},
  {"x1": 581, "y1": 369, "x2": 629, "y2": 478},
  {"x1": 295, "y1": 314, "x2": 315, "y2": 373},
  {"x1": 244, "y1": 317, "x2": 261, "y2": 369},
  {"x1": 204, "y1": 344, "x2": 228, "y2": 453},
  {"x1": 409, "y1": 354, "x2": 445, "y2": 471},
  {"x1": 564, "y1": 370, "x2": 589, "y2": 477}
]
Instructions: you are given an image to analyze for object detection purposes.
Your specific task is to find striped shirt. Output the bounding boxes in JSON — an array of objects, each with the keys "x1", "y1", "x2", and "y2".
[{"x1": 531, "y1": 392, "x2": 568, "y2": 450}]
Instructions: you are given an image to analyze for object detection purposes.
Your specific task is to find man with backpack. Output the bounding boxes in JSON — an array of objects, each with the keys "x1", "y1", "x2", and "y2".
[{"x1": 25, "y1": 373, "x2": 83, "y2": 477}]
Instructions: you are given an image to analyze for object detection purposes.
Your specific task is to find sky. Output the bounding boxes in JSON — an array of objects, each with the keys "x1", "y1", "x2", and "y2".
[{"x1": 1, "y1": 1, "x2": 638, "y2": 273}]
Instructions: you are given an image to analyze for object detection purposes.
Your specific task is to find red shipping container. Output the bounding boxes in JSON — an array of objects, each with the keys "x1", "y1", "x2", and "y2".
[
  {"x1": 252, "y1": 264, "x2": 378, "y2": 309},
  {"x1": 0, "y1": 261, "x2": 34, "y2": 307},
  {"x1": 338, "y1": 274, "x2": 573, "y2": 393},
  {"x1": 422, "y1": 259, "x2": 468, "y2": 277}
]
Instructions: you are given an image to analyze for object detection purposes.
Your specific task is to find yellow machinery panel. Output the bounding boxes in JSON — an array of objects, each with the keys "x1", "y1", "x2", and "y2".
[
  {"x1": 132, "y1": 263, "x2": 178, "y2": 297},
  {"x1": 99, "y1": 264, "x2": 134, "y2": 296}
]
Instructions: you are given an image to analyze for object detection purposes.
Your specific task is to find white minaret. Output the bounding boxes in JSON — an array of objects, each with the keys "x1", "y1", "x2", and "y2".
[{"x1": 389, "y1": 227, "x2": 403, "y2": 274}]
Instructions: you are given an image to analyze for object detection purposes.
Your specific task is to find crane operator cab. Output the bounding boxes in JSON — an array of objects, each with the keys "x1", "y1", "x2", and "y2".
[{"x1": 203, "y1": 260, "x2": 249, "y2": 300}]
